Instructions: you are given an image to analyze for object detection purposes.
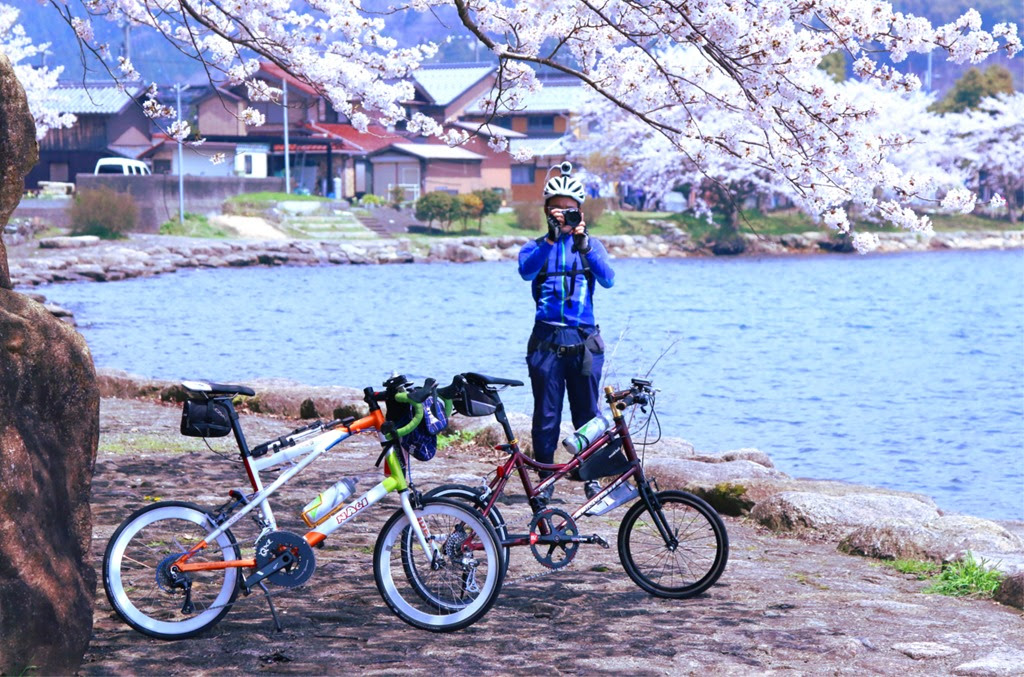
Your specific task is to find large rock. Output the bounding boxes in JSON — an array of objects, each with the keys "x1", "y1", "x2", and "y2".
[
  {"x1": 0, "y1": 290, "x2": 100, "y2": 673},
  {"x1": 0, "y1": 52, "x2": 40, "y2": 290},
  {"x1": 751, "y1": 490, "x2": 940, "y2": 537},
  {"x1": 839, "y1": 515, "x2": 1024, "y2": 563},
  {"x1": 644, "y1": 456, "x2": 790, "y2": 515},
  {"x1": 994, "y1": 572, "x2": 1024, "y2": 610}
]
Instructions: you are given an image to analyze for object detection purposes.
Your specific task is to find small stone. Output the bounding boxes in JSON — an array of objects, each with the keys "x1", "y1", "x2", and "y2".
[
  {"x1": 953, "y1": 650, "x2": 1024, "y2": 676},
  {"x1": 893, "y1": 642, "x2": 961, "y2": 659}
]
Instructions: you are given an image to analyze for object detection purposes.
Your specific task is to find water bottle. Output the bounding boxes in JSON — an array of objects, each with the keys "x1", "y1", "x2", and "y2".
[
  {"x1": 301, "y1": 477, "x2": 357, "y2": 527},
  {"x1": 561, "y1": 414, "x2": 611, "y2": 455}
]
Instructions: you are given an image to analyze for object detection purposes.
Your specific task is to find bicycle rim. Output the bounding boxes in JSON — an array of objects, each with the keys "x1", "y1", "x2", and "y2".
[
  {"x1": 103, "y1": 501, "x2": 240, "y2": 639},
  {"x1": 374, "y1": 498, "x2": 503, "y2": 632},
  {"x1": 618, "y1": 490, "x2": 729, "y2": 598},
  {"x1": 423, "y1": 483, "x2": 511, "y2": 577}
]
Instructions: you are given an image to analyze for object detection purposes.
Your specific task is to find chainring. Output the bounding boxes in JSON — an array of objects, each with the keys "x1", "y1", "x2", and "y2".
[
  {"x1": 254, "y1": 530, "x2": 316, "y2": 587},
  {"x1": 529, "y1": 508, "x2": 580, "y2": 569}
]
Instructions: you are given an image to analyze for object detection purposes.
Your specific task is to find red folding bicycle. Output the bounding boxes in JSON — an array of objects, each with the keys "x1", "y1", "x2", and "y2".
[{"x1": 428, "y1": 373, "x2": 729, "y2": 598}]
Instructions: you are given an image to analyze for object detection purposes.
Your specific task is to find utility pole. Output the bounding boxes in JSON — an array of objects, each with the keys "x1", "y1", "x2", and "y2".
[
  {"x1": 175, "y1": 83, "x2": 189, "y2": 224},
  {"x1": 282, "y1": 79, "x2": 291, "y2": 194}
]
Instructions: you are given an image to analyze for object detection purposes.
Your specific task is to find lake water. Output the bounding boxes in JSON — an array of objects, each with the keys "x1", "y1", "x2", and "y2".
[{"x1": 34, "y1": 249, "x2": 1024, "y2": 521}]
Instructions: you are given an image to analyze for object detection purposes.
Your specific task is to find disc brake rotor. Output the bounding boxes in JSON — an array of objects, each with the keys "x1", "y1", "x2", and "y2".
[
  {"x1": 529, "y1": 508, "x2": 579, "y2": 569},
  {"x1": 254, "y1": 530, "x2": 316, "y2": 587}
]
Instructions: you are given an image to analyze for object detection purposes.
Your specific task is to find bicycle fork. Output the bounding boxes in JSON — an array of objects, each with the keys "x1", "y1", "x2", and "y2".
[
  {"x1": 637, "y1": 481, "x2": 679, "y2": 550},
  {"x1": 400, "y1": 491, "x2": 444, "y2": 568}
]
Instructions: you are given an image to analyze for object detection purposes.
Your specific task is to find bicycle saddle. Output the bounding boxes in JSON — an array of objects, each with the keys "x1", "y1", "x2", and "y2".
[
  {"x1": 181, "y1": 380, "x2": 256, "y2": 397},
  {"x1": 463, "y1": 373, "x2": 524, "y2": 388}
]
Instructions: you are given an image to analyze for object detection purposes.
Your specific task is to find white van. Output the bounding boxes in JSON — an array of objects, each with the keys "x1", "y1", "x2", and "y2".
[{"x1": 94, "y1": 158, "x2": 151, "y2": 176}]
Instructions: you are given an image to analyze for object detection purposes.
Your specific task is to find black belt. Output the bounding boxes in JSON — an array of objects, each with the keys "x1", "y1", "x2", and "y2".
[{"x1": 555, "y1": 344, "x2": 586, "y2": 358}]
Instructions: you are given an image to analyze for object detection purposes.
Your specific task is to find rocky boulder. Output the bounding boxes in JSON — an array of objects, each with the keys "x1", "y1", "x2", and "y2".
[
  {"x1": 994, "y1": 572, "x2": 1024, "y2": 610},
  {"x1": 752, "y1": 490, "x2": 940, "y2": 537},
  {"x1": 839, "y1": 515, "x2": 1024, "y2": 564},
  {"x1": 0, "y1": 290, "x2": 100, "y2": 674},
  {"x1": 0, "y1": 52, "x2": 39, "y2": 290},
  {"x1": 644, "y1": 455, "x2": 790, "y2": 515}
]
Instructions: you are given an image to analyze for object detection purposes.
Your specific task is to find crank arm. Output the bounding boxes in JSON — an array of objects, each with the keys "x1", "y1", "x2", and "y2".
[{"x1": 243, "y1": 552, "x2": 294, "y2": 591}]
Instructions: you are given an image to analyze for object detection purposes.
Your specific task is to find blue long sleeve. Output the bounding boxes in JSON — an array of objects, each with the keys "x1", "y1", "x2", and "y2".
[{"x1": 518, "y1": 233, "x2": 615, "y2": 326}]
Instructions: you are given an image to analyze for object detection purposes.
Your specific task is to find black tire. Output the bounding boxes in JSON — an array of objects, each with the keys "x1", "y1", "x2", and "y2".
[
  {"x1": 103, "y1": 501, "x2": 241, "y2": 639},
  {"x1": 423, "y1": 483, "x2": 510, "y2": 576},
  {"x1": 617, "y1": 490, "x2": 728, "y2": 599},
  {"x1": 373, "y1": 497, "x2": 504, "y2": 632}
]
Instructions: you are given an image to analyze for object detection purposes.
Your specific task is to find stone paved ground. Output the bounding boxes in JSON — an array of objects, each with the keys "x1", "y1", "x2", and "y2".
[{"x1": 81, "y1": 398, "x2": 1024, "y2": 676}]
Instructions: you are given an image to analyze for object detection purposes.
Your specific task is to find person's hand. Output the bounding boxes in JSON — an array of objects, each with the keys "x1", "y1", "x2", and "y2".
[
  {"x1": 571, "y1": 223, "x2": 590, "y2": 254},
  {"x1": 546, "y1": 214, "x2": 560, "y2": 243}
]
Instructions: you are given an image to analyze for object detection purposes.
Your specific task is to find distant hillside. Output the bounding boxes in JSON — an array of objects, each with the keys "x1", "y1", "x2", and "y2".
[{"x1": 6, "y1": 0, "x2": 1019, "y2": 93}]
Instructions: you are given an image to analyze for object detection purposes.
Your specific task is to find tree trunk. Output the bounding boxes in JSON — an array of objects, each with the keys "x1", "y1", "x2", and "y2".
[{"x1": 0, "y1": 53, "x2": 40, "y2": 290}]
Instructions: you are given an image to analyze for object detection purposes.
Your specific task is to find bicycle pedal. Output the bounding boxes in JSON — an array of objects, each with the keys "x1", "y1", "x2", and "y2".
[{"x1": 592, "y1": 535, "x2": 610, "y2": 549}]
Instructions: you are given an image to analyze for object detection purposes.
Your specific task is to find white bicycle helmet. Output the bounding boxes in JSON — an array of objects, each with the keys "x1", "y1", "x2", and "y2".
[{"x1": 543, "y1": 161, "x2": 586, "y2": 205}]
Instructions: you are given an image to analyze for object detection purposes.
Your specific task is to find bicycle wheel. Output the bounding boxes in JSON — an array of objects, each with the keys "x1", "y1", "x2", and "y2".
[
  {"x1": 423, "y1": 483, "x2": 510, "y2": 576},
  {"x1": 617, "y1": 490, "x2": 728, "y2": 599},
  {"x1": 103, "y1": 501, "x2": 241, "y2": 640},
  {"x1": 374, "y1": 497, "x2": 503, "y2": 632}
]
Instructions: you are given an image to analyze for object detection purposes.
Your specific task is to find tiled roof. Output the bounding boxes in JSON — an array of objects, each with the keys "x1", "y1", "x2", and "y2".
[
  {"x1": 49, "y1": 83, "x2": 144, "y2": 115},
  {"x1": 378, "y1": 143, "x2": 485, "y2": 161},
  {"x1": 467, "y1": 80, "x2": 586, "y2": 115},
  {"x1": 257, "y1": 62, "x2": 320, "y2": 96},
  {"x1": 412, "y1": 64, "x2": 495, "y2": 106},
  {"x1": 509, "y1": 135, "x2": 571, "y2": 159},
  {"x1": 451, "y1": 121, "x2": 525, "y2": 139},
  {"x1": 312, "y1": 123, "x2": 406, "y2": 153}
]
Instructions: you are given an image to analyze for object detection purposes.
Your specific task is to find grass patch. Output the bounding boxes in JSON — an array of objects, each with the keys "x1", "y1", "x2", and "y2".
[
  {"x1": 437, "y1": 428, "x2": 480, "y2": 450},
  {"x1": 924, "y1": 552, "x2": 1004, "y2": 598},
  {"x1": 159, "y1": 213, "x2": 229, "y2": 238},
  {"x1": 226, "y1": 191, "x2": 328, "y2": 204},
  {"x1": 883, "y1": 558, "x2": 941, "y2": 580},
  {"x1": 99, "y1": 434, "x2": 205, "y2": 455}
]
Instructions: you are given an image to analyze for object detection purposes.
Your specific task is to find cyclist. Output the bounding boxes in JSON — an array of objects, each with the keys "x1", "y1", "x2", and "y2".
[{"x1": 518, "y1": 164, "x2": 615, "y2": 502}]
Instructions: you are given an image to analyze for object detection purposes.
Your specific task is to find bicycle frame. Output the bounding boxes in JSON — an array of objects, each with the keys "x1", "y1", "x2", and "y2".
[
  {"x1": 473, "y1": 385, "x2": 671, "y2": 547},
  {"x1": 172, "y1": 405, "x2": 438, "y2": 576}
]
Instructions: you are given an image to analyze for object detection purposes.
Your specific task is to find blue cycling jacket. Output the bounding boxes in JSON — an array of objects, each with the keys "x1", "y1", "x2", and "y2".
[{"x1": 518, "y1": 233, "x2": 615, "y2": 326}]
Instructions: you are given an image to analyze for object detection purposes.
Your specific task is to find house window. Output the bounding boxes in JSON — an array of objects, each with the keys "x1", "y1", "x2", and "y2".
[
  {"x1": 527, "y1": 115, "x2": 555, "y2": 132},
  {"x1": 153, "y1": 159, "x2": 172, "y2": 175},
  {"x1": 511, "y1": 165, "x2": 535, "y2": 185}
]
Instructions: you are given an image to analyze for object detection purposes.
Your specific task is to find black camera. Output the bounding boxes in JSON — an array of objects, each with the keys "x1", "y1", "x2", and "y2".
[{"x1": 563, "y1": 209, "x2": 583, "y2": 227}]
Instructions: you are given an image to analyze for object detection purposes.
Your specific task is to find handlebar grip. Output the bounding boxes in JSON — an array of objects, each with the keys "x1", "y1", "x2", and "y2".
[{"x1": 389, "y1": 393, "x2": 424, "y2": 439}]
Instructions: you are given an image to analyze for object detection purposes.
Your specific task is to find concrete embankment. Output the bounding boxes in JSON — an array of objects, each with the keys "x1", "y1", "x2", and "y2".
[{"x1": 6, "y1": 227, "x2": 1023, "y2": 288}]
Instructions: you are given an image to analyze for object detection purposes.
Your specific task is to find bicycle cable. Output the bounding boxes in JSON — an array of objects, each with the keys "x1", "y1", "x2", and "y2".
[{"x1": 204, "y1": 437, "x2": 244, "y2": 464}]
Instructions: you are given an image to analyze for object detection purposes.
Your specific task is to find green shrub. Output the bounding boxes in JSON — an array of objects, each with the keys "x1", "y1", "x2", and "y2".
[
  {"x1": 415, "y1": 191, "x2": 460, "y2": 231},
  {"x1": 924, "y1": 552, "x2": 1004, "y2": 598},
  {"x1": 389, "y1": 185, "x2": 405, "y2": 209},
  {"x1": 473, "y1": 188, "x2": 503, "y2": 219},
  {"x1": 359, "y1": 194, "x2": 387, "y2": 207},
  {"x1": 69, "y1": 188, "x2": 138, "y2": 239},
  {"x1": 458, "y1": 193, "x2": 485, "y2": 231},
  {"x1": 511, "y1": 201, "x2": 542, "y2": 231}
]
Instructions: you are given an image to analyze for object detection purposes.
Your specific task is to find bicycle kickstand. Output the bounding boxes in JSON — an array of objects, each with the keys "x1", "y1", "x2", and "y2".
[{"x1": 258, "y1": 581, "x2": 284, "y2": 632}]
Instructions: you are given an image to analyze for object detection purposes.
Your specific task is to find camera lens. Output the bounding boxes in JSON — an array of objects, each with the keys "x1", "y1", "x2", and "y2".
[{"x1": 564, "y1": 209, "x2": 582, "y2": 226}]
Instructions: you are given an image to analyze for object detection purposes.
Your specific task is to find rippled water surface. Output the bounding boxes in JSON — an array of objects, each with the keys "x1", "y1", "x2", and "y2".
[{"x1": 37, "y1": 249, "x2": 1024, "y2": 521}]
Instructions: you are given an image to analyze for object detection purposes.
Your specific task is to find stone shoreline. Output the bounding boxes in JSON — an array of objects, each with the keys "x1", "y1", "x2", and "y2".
[
  {"x1": 96, "y1": 367, "x2": 1024, "y2": 611},
  {"x1": 6, "y1": 226, "x2": 1023, "y2": 288},
  {"x1": 85, "y1": 393, "x2": 1024, "y2": 675}
]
